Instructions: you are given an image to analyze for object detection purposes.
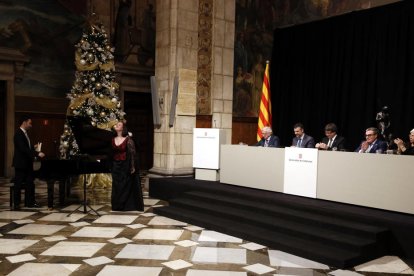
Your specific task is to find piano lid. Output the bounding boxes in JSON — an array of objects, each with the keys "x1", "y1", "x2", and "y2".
[{"x1": 67, "y1": 116, "x2": 113, "y2": 156}]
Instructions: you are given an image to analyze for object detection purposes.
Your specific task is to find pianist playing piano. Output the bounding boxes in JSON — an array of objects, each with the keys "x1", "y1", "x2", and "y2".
[{"x1": 111, "y1": 121, "x2": 144, "y2": 211}]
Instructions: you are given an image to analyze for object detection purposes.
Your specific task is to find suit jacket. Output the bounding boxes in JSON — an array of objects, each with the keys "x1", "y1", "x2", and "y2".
[
  {"x1": 255, "y1": 135, "x2": 280, "y2": 148},
  {"x1": 321, "y1": 135, "x2": 346, "y2": 151},
  {"x1": 292, "y1": 134, "x2": 315, "y2": 148},
  {"x1": 401, "y1": 145, "x2": 414, "y2": 155},
  {"x1": 12, "y1": 128, "x2": 36, "y2": 169},
  {"x1": 355, "y1": 139, "x2": 387, "y2": 153}
]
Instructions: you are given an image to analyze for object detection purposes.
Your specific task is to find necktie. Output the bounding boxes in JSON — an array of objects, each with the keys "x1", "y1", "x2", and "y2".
[
  {"x1": 264, "y1": 139, "x2": 269, "y2": 147},
  {"x1": 327, "y1": 139, "x2": 332, "y2": 148},
  {"x1": 366, "y1": 144, "x2": 372, "y2": 153},
  {"x1": 297, "y1": 139, "x2": 302, "y2": 147}
]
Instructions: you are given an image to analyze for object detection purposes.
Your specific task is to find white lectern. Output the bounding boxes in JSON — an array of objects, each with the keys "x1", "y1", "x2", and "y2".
[{"x1": 193, "y1": 128, "x2": 226, "y2": 181}]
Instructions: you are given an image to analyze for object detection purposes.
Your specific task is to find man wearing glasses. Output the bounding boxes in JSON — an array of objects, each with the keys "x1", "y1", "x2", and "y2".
[{"x1": 355, "y1": 127, "x2": 387, "y2": 153}]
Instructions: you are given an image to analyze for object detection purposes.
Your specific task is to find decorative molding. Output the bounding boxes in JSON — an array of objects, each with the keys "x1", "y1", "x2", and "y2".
[
  {"x1": 197, "y1": 0, "x2": 213, "y2": 115},
  {"x1": 0, "y1": 47, "x2": 30, "y2": 81}
]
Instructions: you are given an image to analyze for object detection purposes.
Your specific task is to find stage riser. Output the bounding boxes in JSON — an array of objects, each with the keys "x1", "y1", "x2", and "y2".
[
  {"x1": 170, "y1": 196, "x2": 388, "y2": 254},
  {"x1": 149, "y1": 177, "x2": 414, "y2": 268},
  {"x1": 183, "y1": 191, "x2": 388, "y2": 239},
  {"x1": 155, "y1": 206, "x2": 384, "y2": 268}
]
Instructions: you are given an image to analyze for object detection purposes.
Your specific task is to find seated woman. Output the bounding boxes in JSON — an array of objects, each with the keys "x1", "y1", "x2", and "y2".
[{"x1": 394, "y1": 129, "x2": 414, "y2": 155}]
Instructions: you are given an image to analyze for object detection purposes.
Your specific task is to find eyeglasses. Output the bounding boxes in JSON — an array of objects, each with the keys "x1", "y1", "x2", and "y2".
[{"x1": 365, "y1": 134, "x2": 375, "y2": 137}]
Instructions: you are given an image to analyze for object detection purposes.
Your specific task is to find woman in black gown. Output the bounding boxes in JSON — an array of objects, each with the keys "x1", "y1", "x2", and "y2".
[{"x1": 111, "y1": 121, "x2": 144, "y2": 211}]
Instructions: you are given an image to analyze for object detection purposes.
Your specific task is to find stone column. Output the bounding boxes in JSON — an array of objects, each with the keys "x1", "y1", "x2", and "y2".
[
  {"x1": 150, "y1": 0, "x2": 199, "y2": 176},
  {"x1": 211, "y1": 0, "x2": 235, "y2": 144}
]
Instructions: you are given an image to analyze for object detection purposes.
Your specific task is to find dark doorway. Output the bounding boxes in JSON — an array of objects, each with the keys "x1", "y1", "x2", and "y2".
[
  {"x1": 0, "y1": 81, "x2": 5, "y2": 176},
  {"x1": 124, "y1": 92, "x2": 154, "y2": 170}
]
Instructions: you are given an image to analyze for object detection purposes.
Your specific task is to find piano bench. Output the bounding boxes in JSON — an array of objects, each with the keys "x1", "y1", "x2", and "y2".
[
  {"x1": 5, "y1": 183, "x2": 29, "y2": 208},
  {"x1": 5, "y1": 183, "x2": 14, "y2": 208}
]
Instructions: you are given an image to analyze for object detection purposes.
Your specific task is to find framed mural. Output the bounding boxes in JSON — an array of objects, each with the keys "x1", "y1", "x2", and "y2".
[{"x1": 0, "y1": 0, "x2": 85, "y2": 98}]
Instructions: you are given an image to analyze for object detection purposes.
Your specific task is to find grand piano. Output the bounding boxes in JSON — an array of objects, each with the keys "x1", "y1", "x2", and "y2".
[{"x1": 34, "y1": 116, "x2": 113, "y2": 209}]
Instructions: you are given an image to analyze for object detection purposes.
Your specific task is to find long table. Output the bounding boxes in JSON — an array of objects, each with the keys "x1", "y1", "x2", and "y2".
[{"x1": 220, "y1": 145, "x2": 414, "y2": 215}]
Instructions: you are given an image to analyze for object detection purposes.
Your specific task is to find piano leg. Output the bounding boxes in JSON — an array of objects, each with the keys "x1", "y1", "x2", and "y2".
[
  {"x1": 47, "y1": 180, "x2": 54, "y2": 208},
  {"x1": 59, "y1": 178, "x2": 67, "y2": 206}
]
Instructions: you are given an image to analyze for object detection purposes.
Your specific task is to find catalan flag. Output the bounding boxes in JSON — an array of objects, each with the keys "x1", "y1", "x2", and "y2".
[{"x1": 257, "y1": 60, "x2": 272, "y2": 141}]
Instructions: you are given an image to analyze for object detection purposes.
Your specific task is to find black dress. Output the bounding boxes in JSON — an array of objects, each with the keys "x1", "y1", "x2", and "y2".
[{"x1": 111, "y1": 137, "x2": 144, "y2": 211}]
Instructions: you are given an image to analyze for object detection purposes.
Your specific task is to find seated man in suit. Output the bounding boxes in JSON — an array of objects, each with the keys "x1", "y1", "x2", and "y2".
[
  {"x1": 255, "y1": 126, "x2": 280, "y2": 147},
  {"x1": 292, "y1": 123, "x2": 315, "y2": 148},
  {"x1": 355, "y1": 127, "x2": 387, "y2": 153},
  {"x1": 315, "y1": 123, "x2": 346, "y2": 151}
]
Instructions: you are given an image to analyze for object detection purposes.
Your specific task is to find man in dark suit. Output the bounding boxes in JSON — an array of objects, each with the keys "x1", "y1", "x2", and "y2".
[
  {"x1": 355, "y1": 127, "x2": 387, "y2": 154},
  {"x1": 12, "y1": 116, "x2": 45, "y2": 210},
  {"x1": 315, "y1": 123, "x2": 346, "y2": 151},
  {"x1": 292, "y1": 123, "x2": 315, "y2": 148},
  {"x1": 255, "y1": 126, "x2": 280, "y2": 147}
]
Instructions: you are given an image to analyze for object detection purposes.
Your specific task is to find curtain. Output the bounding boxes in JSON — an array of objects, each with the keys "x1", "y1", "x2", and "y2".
[{"x1": 271, "y1": 0, "x2": 414, "y2": 149}]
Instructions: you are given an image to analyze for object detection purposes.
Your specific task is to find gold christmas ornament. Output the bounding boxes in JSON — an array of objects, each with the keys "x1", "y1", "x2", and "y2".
[
  {"x1": 87, "y1": 53, "x2": 94, "y2": 62},
  {"x1": 95, "y1": 82, "x2": 102, "y2": 90},
  {"x1": 75, "y1": 52, "x2": 98, "y2": 71},
  {"x1": 80, "y1": 59, "x2": 86, "y2": 65},
  {"x1": 100, "y1": 111, "x2": 106, "y2": 117}
]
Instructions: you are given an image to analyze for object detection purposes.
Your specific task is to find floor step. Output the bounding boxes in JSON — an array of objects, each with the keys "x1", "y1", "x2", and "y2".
[
  {"x1": 154, "y1": 205, "x2": 381, "y2": 268},
  {"x1": 171, "y1": 197, "x2": 386, "y2": 253},
  {"x1": 184, "y1": 190, "x2": 389, "y2": 239}
]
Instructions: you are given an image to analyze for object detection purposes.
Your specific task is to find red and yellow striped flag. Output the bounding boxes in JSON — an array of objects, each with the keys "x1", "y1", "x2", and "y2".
[{"x1": 257, "y1": 61, "x2": 272, "y2": 141}]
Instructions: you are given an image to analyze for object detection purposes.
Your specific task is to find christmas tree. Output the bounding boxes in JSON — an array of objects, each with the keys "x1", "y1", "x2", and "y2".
[{"x1": 60, "y1": 17, "x2": 124, "y2": 159}]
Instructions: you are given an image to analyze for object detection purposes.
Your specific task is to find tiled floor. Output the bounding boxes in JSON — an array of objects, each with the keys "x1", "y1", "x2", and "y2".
[{"x1": 0, "y1": 178, "x2": 413, "y2": 275}]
